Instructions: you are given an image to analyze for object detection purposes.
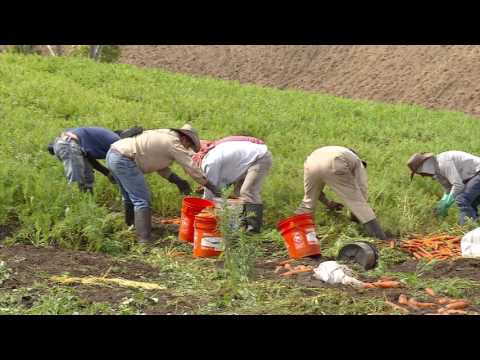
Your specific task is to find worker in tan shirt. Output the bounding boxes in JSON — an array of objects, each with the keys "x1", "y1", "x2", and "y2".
[
  {"x1": 106, "y1": 124, "x2": 219, "y2": 244},
  {"x1": 295, "y1": 146, "x2": 387, "y2": 240}
]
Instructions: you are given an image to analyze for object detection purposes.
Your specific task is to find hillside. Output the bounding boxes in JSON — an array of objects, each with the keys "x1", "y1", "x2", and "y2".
[{"x1": 120, "y1": 45, "x2": 480, "y2": 117}]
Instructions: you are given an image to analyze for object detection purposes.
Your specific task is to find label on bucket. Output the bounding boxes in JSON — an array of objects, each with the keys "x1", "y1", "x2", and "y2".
[
  {"x1": 293, "y1": 233, "x2": 305, "y2": 249},
  {"x1": 201, "y1": 237, "x2": 224, "y2": 251},
  {"x1": 306, "y1": 230, "x2": 318, "y2": 245}
]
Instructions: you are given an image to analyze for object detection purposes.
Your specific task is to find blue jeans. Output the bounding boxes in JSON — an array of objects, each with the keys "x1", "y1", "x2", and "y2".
[
  {"x1": 456, "y1": 173, "x2": 480, "y2": 225},
  {"x1": 53, "y1": 138, "x2": 94, "y2": 191},
  {"x1": 106, "y1": 149, "x2": 151, "y2": 210}
]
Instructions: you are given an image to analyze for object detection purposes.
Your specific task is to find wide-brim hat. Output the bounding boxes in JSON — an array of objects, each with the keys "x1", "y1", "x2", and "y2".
[
  {"x1": 407, "y1": 152, "x2": 435, "y2": 180},
  {"x1": 171, "y1": 124, "x2": 201, "y2": 152}
]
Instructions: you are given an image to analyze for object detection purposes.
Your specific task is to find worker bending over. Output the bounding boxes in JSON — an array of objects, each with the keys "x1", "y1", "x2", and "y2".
[
  {"x1": 107, "y1": 124, "x2": 219, "y2": 244},
  {"x1": 408, "y1": 151, "x2": 480, "y2": 225},
  {"x1": 295, "y1": 146, "x2": 387, "y2": 240},
  {"x1": 193, "y1": 135, "x2": 273, "y2": 233},
  {"x1": 48, "y1": 127, "x2": 121, "y2": 192}
]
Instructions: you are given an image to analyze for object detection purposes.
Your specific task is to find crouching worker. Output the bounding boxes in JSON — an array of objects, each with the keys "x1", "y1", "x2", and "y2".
[
  {"x1": 193, "y1": 135, "x2": 273, "y2": 233},
  {"x1": 47, "y1": 127, "x2": 120, "y2": 192},
  {"x1": 408, "y1": 151, "x2": 480, "y2": 225},
  {"x1": 106, "y1": 124, "x2": 220, "y2": 244},
  {"x1": 295, "y1": 146, "x2": 387, "y2": 240}
]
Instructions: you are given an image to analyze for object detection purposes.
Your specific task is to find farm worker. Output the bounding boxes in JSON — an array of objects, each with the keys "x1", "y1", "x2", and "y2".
[
  {"x1": 47, "y1": 127, "x2": 121, "y2": 193},
  {"x1": 407, "y1": 151, "x2": 480, "y2": 225},
  {"x1": 192, "y1": 135, "x2": 273, "y2": 233},
  {"x1": 295, "y1": 146, "x2": 387, "y2": 240},
  {"x1": 106, "y1": 124, "x2": 220, "y2": 244}
]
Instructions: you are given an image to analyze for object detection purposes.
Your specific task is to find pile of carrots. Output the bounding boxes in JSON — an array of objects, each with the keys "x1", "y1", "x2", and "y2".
[
  {"x1": 385, "y1": 288, "x2": 471, "y2": 315},
  {"x1": 401, "y1": 233, "x2": 462, "y2": 261}
]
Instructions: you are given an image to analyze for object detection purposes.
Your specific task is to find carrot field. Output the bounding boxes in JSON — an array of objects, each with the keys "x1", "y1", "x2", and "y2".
[{"x1": 0, "y1": 53, "x2": 479, "y2": 315}]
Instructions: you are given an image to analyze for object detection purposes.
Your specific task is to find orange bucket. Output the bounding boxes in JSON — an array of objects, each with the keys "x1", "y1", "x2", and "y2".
[
  {"x1": 193, "y1": 209, "x2": 224, "y2": 258},
  {"x1": 178, "y1": 197, "x2": 215, "y2": 243},
  {"x1": 277, "y1": 213, "x2": 321, "y2": 259}
]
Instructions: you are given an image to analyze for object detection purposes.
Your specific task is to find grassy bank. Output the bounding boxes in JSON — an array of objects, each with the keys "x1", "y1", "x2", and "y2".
[{"x1": 1, "y1": 53, "x2": 479, "y2": 251}]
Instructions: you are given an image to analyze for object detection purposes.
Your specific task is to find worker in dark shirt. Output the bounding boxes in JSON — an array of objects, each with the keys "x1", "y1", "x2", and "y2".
[{"x1": 47, "y1": 127, "x2": 122, "y2": 192}]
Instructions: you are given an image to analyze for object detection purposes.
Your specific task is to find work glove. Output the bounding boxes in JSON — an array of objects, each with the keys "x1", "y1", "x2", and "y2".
[
  {"x1": 168, "y1": 173, "x2": 192, "y2": 195},
  {"x1": 436, "y1": 193, "x2": 455, "y2": 218},
  {"x1": 326, "y1": 201, "x2": 344, "y2": 212}
]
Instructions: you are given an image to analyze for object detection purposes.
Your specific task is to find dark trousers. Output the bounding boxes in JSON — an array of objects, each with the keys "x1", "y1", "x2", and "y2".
[{"x1": 456, "y1": 173, "x2": 480, "y2": 225}]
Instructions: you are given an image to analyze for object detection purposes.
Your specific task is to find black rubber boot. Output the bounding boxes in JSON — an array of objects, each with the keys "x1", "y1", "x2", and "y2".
[
  {"x1": 363, "y1": 219, "x2": 387, "y2": 240},
  {"x1": 125, "y1": 203, "x2": 134, "y2": 226},
  {"x1": 243, "y1": 204, "x2": 263, "y2": 234},
  {"x1": 134, "y1": 207, "x2": 152, "y2": 244}
]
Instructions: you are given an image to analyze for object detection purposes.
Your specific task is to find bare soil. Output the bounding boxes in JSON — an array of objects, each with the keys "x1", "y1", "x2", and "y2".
[
  {"x1": 119, "y1": 45, "x2": 480, "y2": 117},
  {"x1": 0, "y1": 244, "x2": 200, "y2": 314}
]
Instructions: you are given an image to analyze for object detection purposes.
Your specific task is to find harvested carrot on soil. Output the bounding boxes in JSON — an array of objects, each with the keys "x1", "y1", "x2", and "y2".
[
  {"x1": 425, "y1": 288, "x2": 437, "y2": 297},
  {"x1": 385, "y1": 300, "x2": 409, "y2": 314},
  {"x1": 445, "y1": 301, "x2": 469, "y2": 310},
  {"x1": 398, "y1": 294, "x2": 409, "y2": 305},
  {"x1": 363, "y1": 280, "x2": 402, "y2": 289},
  {"x1": 407, "y1": 298, "x2": 437, "y2": 308}
]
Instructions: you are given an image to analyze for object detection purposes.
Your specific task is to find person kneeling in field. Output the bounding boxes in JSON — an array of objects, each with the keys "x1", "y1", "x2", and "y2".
[
  {"x1": 193, "y1": 135, "x2": 273, "y2": 233},
  {"x1": 47, "y1": 127, "x2": 124, "y2": 193},
  {"x1": 295, "y1": 146, "x2": 387, "y2": 240},
  {"x1": 408, "y1": 151, "x2": 480, "y2": 225},
  {"x1": 107, "y1": 124, "x2": 220, "y2": 244}
]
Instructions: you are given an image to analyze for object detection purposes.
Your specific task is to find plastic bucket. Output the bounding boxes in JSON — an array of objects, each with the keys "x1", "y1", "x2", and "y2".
[
  {"x1": 277, "y1": 213, "x2": 321, "y2": 259},
  {"x1": 178, "y1": 197, "x2": 215, "y2": 243},
  {"x1": 193, "y1": 210, "x2": 224, "y2": 258}
]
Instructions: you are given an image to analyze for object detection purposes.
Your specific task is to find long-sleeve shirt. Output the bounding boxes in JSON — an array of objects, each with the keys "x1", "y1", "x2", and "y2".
[
  {"x1": 111, "y1": 129, "x2": 207, "y2": 185},
  {"x1": 201, "y1": 141, "x2": 269, "y2": 198},
  {"x1": 434, "y1": 151, "x2": 480, "y2": 197}
]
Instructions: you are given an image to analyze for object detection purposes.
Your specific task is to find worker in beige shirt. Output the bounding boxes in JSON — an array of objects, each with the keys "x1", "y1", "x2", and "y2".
[
  {"x1": 106, "y1": 124, "x2": 219, "y2": 244},
  {"x1": 295, "y1": 146, "x2": 387, "y2": 240}
]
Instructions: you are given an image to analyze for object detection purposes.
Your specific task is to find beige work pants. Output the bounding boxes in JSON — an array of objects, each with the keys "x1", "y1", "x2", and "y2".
[
  {"x1": 295, "y1": 147, "x2": 376, "y2": 224},
  {"x1": 233, "y1": 151, "x2": 273, "y2": 204}
]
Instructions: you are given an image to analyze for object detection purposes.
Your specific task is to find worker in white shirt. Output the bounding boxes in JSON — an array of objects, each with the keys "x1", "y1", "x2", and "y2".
[{"x1": 192, "y1": 136, "x2": 273, "y2": 233}]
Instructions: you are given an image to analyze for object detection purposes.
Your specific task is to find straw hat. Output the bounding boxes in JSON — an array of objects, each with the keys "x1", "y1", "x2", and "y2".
[
  {"x1": 407, "y1": 152, "x2": 435, "y2": 180},
  {"x1": 171, "y1": 124, "x2": 201, "y2": 152}
]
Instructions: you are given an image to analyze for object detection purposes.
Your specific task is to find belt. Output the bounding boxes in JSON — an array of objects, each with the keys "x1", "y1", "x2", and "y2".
[{"x1": 60, "y1": 131, "x2": 80, "y2": 143}]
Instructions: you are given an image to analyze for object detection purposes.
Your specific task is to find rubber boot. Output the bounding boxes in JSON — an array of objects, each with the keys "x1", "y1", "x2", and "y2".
[
  {"x1": 243, "y1": 204, "x2": 263, "y2": 234},
  {"x1": 134, "y1": 207, "x2": 152, "y2": 244},
  {"x1": 125, "y1": 203, "x2": 134, "y2": 227},
  {"x1": 363, "y1": 219, "x2": 387, "y2": 240}
]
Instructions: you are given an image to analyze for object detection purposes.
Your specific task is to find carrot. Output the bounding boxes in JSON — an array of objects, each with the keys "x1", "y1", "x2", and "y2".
[
  {"x1": 280, "y1": 268, "x2": 313, "y2": 277},
  {"x1": 389, "y1": 240, "x2": 395, "y2": 249},
  {"x1": 362, "y1": 283, "x2": 376, "y2": 289},
  {"x1": 425, "y1": 288, "x2": 437, "y2": 297},
  {"x1": 278, "y1": 259, "x2": 294, "y2": 266},
  {"x1": 445, "y1": 301, "x2": 469, "y2": 310},
  {"x1": 385, "y1": 300, "x2": 409, "y2": 314},
  {"x1": 398, "y1": 294, "x2": 409, "y2": 305},
  {"x1": 413, "y1": 252, "x2": 423, "y2": 260},
  {"x1": 284, "y1": 263, "x2": 293, "y2": 270},
  {"x1": 408, "y1": 298, "x2": 437, "y2": 308},
  {"x1": 377, "y1": 280, "x2": 402, "y2": 289},
  {"x1": 437, "y1": 297, "x2": 455, "y2": 305}
]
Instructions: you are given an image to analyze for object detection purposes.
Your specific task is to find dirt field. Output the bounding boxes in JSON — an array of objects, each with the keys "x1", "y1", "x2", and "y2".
[{"x1": 119, "y1": 45, "x2": 480, "y2": 117}]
